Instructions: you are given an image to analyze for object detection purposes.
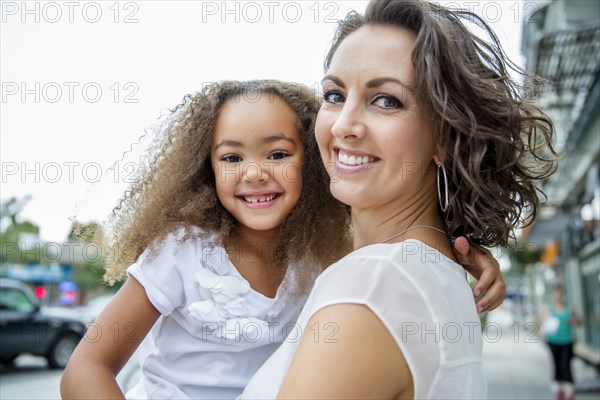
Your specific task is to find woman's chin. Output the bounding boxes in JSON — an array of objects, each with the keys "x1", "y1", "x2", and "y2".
[{"x1": 330, "y1": 184, "x2": 371, "y2": 209}]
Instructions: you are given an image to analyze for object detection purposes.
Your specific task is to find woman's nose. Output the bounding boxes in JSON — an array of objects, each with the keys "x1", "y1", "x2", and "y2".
[{"x1": 331, "y1": 99, "x2": 366, "y2": 140}]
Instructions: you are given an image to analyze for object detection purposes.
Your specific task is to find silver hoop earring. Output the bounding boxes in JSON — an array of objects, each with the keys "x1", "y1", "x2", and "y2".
[{"x1": 437, "y1": 163, "x2": 449, "y2": 212}]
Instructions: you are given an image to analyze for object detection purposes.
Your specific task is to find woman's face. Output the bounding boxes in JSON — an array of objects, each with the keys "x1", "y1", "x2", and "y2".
[
  {"x1": 316, "y1": 25, "x2": 440, "y2": 211},
  {"x1": 552, "y1": 287, "x2": 565, "y2": 304}
]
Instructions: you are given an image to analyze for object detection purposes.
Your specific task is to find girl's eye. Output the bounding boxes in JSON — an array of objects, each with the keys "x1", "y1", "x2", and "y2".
[
  {"x1": 268, "y1": 151, "x2": 289, "y2": 161},
  {"x1": 373, "y1": 95, "x2": 403, "y2": 109},
  {"x1": 222, "y1": 155, "x2": 241, "y2": 163},
  {"x1": 323, "y1": 91, "x2": 345, "y2": 104}
]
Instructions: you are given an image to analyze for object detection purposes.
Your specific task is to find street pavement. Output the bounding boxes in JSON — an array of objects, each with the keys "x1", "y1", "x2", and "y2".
[
  {"x1": 2, "y1": 306, "x2": 599, "y2": 399},
  {"x1": 483, "y1": 306, "x2": 600, "y2": 400}
]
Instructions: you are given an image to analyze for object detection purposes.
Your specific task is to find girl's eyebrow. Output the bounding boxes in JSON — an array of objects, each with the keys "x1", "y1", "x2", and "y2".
[
  {"x1": 214, "y1": 140, "x2": 242, "y2": 150},
  {"x1": 262, "y1": 133, "x2": 297, "y2": 145},
  {"x1": 214, "y1": 134, "x2": 296, "y2": 151}
]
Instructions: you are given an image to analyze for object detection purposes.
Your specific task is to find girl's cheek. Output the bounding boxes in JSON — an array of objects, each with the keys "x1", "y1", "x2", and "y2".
[{"x1": 288, "y1": 162, "x2": 303, "y2": 187}]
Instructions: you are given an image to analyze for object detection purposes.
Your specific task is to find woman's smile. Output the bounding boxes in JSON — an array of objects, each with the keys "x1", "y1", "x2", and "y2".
[{"x1": 333, "y1": 147, "x2": 380, "y2": 173}]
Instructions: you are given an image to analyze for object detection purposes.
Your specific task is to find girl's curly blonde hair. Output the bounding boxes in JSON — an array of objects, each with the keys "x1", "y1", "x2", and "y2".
[{"x1": 104, "y1": 80, "x2": 351, "y2": 290}]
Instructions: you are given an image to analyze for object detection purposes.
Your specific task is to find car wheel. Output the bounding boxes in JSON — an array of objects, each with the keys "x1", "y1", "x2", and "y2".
[{"x1": 47, "y1": 333, "x2": 80, "y2": 369}]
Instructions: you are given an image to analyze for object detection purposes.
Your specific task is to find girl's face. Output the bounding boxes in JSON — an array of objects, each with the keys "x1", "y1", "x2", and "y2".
[
  {"x1": 211, "y1": 94, "x2": 304, "y2": 235},
  {"x1": 316, "y1": 25, "x2": 440, "y2": 211}
]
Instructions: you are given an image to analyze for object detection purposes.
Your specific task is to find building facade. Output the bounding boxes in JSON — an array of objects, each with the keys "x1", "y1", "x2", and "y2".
[{"x1": 521, "y1": 0, "x2": 600, "y2": 367}]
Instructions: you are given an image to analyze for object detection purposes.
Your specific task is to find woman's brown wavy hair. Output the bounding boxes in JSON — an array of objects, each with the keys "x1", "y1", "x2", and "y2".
[
  {"x1": 104, "y1": 80, "x2": 351, "y2": 289},
  {"x1": 324, "y1": 0, "x2": 558, "y2": 247}
]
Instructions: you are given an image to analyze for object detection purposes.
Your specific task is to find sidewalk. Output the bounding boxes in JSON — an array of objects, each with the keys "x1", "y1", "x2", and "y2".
[{"x1": 483, "y1": 308, "x2": 600, "y2": 400}]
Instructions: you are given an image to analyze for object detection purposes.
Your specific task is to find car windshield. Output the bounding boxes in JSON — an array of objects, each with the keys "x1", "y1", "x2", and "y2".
[{"x1": 0, "y1": 286, "x2": 36, "y2": 312}]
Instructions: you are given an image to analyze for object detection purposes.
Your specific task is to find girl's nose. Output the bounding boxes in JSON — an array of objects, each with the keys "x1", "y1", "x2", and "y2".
[{"x1": 243, "y1": 162, "x2": 267, "y2": 183}]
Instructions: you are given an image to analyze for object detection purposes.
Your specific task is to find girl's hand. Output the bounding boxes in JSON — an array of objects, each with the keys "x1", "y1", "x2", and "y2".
[{"x1": 452, "y1": 236, "x2": 506, "y2": 313}]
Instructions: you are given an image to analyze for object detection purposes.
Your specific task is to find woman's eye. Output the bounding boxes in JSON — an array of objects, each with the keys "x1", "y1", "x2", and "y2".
[
  {"x1": 222, "y1": 155, "x2": 241, "y2": 163},
  {"x1": 373, "y1": 95, "x2": 403, "y2": 109},
  {"x1": 323, "y1": 91, "x2": 345, "y2": 104},
  {"x1": 268, "y1": 152, "x2": 289, "y2": 161}
]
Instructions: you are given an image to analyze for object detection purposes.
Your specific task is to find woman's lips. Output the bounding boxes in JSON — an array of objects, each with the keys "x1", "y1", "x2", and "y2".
[{"x1": 334, "y1": 148, "x2": 380, "y2": 173}]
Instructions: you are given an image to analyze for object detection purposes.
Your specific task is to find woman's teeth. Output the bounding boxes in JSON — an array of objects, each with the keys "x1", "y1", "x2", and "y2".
[
  {"x1": 243, "y1": 194, "x2": 277, "y2": 203},
  {"x1": 338, "y1": 153, "x2": 375, "y2": 166}
]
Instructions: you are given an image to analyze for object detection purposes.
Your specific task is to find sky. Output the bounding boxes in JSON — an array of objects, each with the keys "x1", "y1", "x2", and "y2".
[{"x1": 1, "y1": 0, "x2": 530, "y2": 243}]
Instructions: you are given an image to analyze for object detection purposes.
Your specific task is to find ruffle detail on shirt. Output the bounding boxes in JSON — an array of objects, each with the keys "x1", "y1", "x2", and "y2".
[{"x1": 188, "y1": 266, "x2": 287, "y2": 339}]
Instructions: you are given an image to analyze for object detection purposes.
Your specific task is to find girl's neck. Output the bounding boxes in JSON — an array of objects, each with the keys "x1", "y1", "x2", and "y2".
[
  {"x1": 225, "y1": 226, "x2": 281, "y2": 267},
  {"x1": 225, "y1": 226, "x2": 285, "y2": 299}
]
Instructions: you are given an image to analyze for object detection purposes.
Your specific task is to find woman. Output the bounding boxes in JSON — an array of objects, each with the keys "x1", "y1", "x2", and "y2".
[
  {"x1": 541, "y1": 284, "x2": 582, "y2": 400},
  {"x1": 241, "y1": 0, "x2": 557, "y2": 398}
]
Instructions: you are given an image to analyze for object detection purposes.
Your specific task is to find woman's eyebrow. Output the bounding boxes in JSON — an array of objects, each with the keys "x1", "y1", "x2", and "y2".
[
  {"x1": 366, "y1": 77, "x2": 413, "y2": 93},
  {"x1": 322, "y1": 75, "x2": 414, "y2": 94},
  {"x1": 322, "y1": 75, "x2": 345, "y2": 88}
]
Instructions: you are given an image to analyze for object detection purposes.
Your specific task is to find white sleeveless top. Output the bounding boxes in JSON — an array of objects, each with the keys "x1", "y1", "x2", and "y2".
[
  {"x1": 241, "y1": 240, "x2": 487, "y2": 399},
  {"x1": 125, "y1": 229, "x2": 307, "y2": 399}
]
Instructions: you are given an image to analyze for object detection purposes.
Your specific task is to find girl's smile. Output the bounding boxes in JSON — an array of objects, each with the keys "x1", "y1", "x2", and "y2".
[
  {"x1": 211, "y1": 95, "x2": 304, "y2": 234},
  {"x1": 237, "y1": 190, "x2": 282, "y2": 208}
]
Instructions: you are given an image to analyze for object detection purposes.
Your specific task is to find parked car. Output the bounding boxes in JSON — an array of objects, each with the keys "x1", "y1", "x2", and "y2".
[
  {"x1": 77, "y1": 293, "x2": 114, "y2": 323},
  {"x1": 0, "y1": 278, "x2": 86, "y2": 369}
]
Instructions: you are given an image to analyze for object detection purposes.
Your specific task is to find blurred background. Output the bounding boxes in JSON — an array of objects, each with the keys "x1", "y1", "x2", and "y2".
[{"x1": 1, "y1": 0, "x2": 599, "y2": 398}]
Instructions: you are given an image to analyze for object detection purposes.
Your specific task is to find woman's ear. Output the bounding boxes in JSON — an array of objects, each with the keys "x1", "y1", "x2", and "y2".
[{"x1": 433, "y1": 147, "x2": 445, "y2": 166}]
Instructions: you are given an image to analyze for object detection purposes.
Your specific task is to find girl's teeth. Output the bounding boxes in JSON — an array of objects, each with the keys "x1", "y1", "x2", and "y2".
[
  {"x1": 339, "y1": 152, "x2": 374, "y2": 166},
  {"x1": 244, "y1": 194, "x2": 276, "y2": 203}
]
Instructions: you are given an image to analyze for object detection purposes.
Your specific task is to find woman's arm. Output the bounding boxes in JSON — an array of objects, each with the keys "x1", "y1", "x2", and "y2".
[
  {"x1": 61, "y1": 277, "x2": 160, "y2": 399},
  {"x1": 453, "y1": 237, "x2": 506, "y2": 313},
  {"x1": 537, "y1": 305, "x2": 549, "y2": 331},
  {"x1": 571, "y1": 309, "x2": 583, "y2": 326},
  {"x1": 277, "y1": 304, "x2": 412, "y2": 400}
]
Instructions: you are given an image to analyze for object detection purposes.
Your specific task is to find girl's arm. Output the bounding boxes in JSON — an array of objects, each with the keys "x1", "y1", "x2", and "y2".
[
  {"x1": 277, "y1": 304, "x2": 412, "y2": 399},
  {"x1": 453, "y1": 236, "x2": 506, "y2": 313},
  {"x1": 61, "y1": 277, "x2": 160, "y2": 399}
]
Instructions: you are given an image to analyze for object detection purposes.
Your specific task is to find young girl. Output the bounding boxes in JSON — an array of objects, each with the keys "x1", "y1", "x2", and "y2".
[{"x1": 61, "y1": 79, "x2": 504, "y2": 399}]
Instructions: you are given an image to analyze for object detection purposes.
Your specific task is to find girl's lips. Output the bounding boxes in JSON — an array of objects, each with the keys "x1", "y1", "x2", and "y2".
[{"x1": 237, "y1": 193, "x2": 282, "y2": 209}]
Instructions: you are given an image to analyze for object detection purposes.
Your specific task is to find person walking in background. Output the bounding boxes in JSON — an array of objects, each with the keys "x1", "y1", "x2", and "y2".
[{"x1": 541, "y1": 284, "x2": 583, "y2": 400}]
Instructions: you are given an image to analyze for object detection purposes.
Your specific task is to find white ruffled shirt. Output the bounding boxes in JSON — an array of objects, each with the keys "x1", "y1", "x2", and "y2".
[
  {"x1": 241, "y1": 240, "x2": 487, "y2": 399},
  {"x1": 125, "y1": 230, "x2": 307, "y2": 399}
]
